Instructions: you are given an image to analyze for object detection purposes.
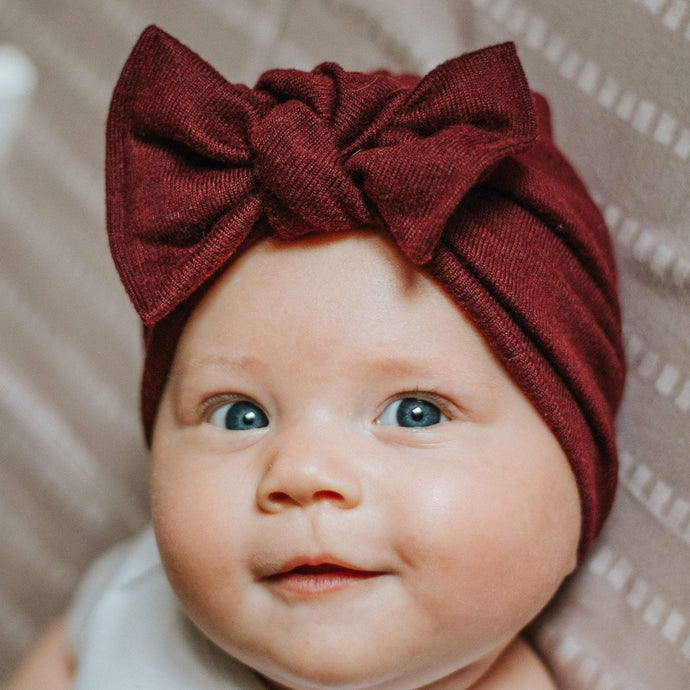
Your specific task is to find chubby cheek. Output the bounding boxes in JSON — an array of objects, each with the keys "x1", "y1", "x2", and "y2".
[
  {"x1": 149, "y1": 450, "x2": 251, "y2": 623},
  {"x1": 388, "y1": 441, "x2": 580, "y2": 639}
]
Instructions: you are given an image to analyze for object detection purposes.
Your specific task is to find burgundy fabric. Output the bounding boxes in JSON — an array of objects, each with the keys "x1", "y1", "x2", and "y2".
[{"x1": 106, "y1": 25, "x2": 625, "y2": 558}]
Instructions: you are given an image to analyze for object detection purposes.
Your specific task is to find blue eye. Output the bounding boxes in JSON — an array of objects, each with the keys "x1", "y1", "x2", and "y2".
[
  {"x1": 209, "y1": 401, "x2": 269, "y2": 431},
  {"x1": 377, "y1": 398, "x2": 446, "y2": 428}
]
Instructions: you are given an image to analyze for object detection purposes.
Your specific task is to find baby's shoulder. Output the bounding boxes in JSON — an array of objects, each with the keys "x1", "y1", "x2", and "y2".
[{"x1": 67, "y1": 526, "x2": 159, "y2": 653}]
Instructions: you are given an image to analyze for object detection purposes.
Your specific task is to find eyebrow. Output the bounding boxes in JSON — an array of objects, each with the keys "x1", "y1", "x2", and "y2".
[
  {"x1": 172, "y1": 354, "x2": 435, "y2": 379},
  {"x1": 359, "y1": 356, "x2": 441, "y2": 379},
  {"x1": 170, "y1": 351, "x2": 504, "y2": 393},
  {"x1": 169, "y1": 354, "x2": 266, "y2": 385}
]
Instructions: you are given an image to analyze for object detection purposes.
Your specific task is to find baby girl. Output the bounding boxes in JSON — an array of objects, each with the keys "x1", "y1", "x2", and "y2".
[{"x1": 8, "y1": 26, "x2": 625, "y2": 689}]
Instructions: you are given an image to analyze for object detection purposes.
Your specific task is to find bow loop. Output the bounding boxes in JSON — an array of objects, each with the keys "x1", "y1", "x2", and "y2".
[
  {"x1": 108, "y1": 26, "x2": 538, "y2": 323},
  {"x1": 345, "y1": 42, "x2": 538, "y2": 263},
  {"x1": 107, "y1": 26, "x2": 269, "y2": 325}
]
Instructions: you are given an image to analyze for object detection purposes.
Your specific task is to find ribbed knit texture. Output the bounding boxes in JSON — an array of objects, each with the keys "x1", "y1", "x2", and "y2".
[{"x1": 106, "y1": 26, "x2": 625, "y2": 559}]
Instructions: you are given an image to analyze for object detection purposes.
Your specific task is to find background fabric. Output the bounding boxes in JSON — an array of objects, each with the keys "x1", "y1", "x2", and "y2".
[{"x1": 0, "y1": 1, "x2": 687, "y2": 688}]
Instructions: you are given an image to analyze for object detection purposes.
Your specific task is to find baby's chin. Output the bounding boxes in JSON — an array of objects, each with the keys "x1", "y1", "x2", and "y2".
[
  {"x1": 251, "y1": 660, "x2": 500, "y2": 690},
  {"x1": 211, "y1": 631, "x2": 511, "y2": 690}
]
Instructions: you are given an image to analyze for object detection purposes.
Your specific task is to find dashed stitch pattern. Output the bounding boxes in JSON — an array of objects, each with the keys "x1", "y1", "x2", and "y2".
[
  {"x1": 470, "y1": 0, "x2": 690, "y2": 159},
  {"x1": 588, "y1": 543, "x2": 690, "y2": 662},
  {"x1": 619, "y1": 449, "x2": 690, "y2": 545},
  {"x1": 622, "y1": 328, "x2": 690, "y2": 412},
  {"x1": 535, "y1": 620, "x2": 647, "y2": 689},
  {"x1": 591, "y1": 193, "x2": 690, "y2": 291},
  {"x1": 632, "y1": 0, "x2": 690, "y2": 37}
]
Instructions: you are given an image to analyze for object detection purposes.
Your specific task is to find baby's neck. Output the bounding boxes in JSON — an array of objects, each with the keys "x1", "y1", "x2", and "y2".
[{"x1": 456, "y1": 636, "x2": 557, "y2": 690}]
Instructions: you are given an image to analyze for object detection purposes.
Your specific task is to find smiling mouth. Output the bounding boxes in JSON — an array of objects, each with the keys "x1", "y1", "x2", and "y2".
[{"x1": 265, "y1": 563, "x2": 384, "y2": 596}]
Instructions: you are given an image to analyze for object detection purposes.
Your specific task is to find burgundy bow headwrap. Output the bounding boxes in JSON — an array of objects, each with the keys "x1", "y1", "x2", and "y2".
[{"x1": 107, "y1": 26, "x2": 625, "y2": 558}]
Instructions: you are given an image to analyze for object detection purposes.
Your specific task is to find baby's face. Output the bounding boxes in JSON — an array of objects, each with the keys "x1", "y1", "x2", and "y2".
[{"x1": 151, "y1": 233, "x2": 580, "y2": 690}]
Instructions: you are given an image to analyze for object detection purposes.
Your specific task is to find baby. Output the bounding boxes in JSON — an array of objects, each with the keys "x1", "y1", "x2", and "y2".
[{"x1": 8, "y1": 26, "x2": 625, "y2": 690}]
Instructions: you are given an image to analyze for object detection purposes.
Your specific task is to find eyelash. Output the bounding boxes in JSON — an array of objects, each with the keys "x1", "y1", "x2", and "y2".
[
  {"x1": 381, "y1": 389, "x2": 453, "y2": 417},
  {"x1": 199, "y1": 392, "x2": 260, "y2": 421}
]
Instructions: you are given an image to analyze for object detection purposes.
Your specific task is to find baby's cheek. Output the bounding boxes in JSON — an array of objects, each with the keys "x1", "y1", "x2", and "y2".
[
  {"x1": 389, "y1": 451, "x2": 577, "y2": 624},
  {"x1": 152, "y1": 489, "x2": 239, "y2": 638},
  {"x1": 151, "y1": 481, "x2": 204, "y2": 591},
  {"x1": 151, "y1": 460, "x2": 218, "y2": 562}
]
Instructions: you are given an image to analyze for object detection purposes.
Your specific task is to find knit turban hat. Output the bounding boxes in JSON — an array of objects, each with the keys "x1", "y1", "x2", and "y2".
[{"x1": 106, "y1": 25, "x2": 625, "y2": 558}]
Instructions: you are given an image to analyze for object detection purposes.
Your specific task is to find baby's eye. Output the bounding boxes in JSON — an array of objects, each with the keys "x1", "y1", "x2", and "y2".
[
  {"x1": 377, "y1": 398, "x2": 447, "y2": 428},
  {"x1": 209, "y1": 400, "x2": 269, "y2": 431}
]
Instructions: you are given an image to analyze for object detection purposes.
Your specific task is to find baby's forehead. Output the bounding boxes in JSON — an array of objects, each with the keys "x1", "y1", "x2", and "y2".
[
  {"x1": 223, "y1": 231, "x2": 438, "y2": 303},
  {"x1": 170, "y1": 231, "x2": 510, "y2": 393}
]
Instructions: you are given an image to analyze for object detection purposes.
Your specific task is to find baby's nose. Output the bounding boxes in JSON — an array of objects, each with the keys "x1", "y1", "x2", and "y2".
[{"x1": 255, "y1": 427, "x2": 362, "y2": 513}]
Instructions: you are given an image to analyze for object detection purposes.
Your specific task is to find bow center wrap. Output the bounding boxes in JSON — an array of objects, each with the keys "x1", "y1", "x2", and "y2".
[{"x1": 249, "y1": 100, "x2": 374, "y2": 238}]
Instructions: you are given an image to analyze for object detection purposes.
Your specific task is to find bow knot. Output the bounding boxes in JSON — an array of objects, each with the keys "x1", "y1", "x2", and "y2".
[
  {"x1": 107, "y1": 26, "x2": 537, "y2": 325},
  {"x1": 250, "y1": 100, "x2": 373, "y2": 239}
]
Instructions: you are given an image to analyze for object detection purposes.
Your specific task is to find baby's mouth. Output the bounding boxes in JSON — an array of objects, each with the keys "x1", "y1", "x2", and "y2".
[{"x1": 264, "y1": 561, "x2": 384, "y2": 596}]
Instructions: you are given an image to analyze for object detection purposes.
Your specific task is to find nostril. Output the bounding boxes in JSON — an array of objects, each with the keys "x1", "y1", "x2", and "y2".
[
  {"x1": 313, "y1": 490, "x2": 344, "y2": 501},
  {"x1": 266, "y1": 489, "x2": 345, "y2": 505},
  {"x1": 267, "y1": 491, "x2": 292, "y2": 503}
]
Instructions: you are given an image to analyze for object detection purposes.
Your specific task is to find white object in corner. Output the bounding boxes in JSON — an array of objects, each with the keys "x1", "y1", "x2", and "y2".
[{"x1": 0, "y1": 44, "x2": 37, "y2": 164}]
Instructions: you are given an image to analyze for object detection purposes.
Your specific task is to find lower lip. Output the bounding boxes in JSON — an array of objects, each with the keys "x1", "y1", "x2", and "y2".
[{"x1": 265, "y1": 570, "x2": 383, "y2": 597}]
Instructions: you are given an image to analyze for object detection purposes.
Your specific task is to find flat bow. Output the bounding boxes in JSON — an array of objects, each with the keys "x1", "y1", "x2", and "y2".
[{"x1": 107, "y1": 26, "x2": 537, "y2": 325}]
